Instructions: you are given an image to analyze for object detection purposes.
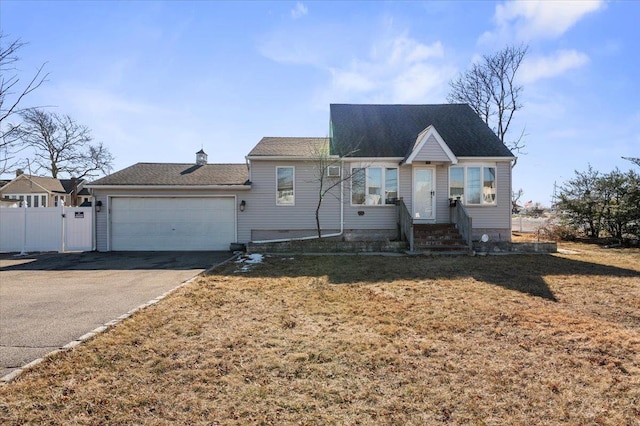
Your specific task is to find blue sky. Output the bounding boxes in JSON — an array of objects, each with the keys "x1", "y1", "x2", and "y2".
[{"x1": 2, "y1": 0, "x2": 638, "y2": 205}]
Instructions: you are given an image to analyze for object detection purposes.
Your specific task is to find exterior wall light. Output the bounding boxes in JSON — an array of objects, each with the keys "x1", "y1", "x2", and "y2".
[
  {"x1": 239, "y1": 200, "x2": 246, "y2": 212},
  {"x1": 95, "y1": 200, "x2": 103, "y2": 212}
]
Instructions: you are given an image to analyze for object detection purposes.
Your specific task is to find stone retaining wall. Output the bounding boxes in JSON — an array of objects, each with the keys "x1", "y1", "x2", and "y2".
[
  {"x1": 472, "y1": 241, "x2": 557, "y2": 254},
  {"x1": 246, "y1": 239, "x2": 557, "y2": 255},
  {"x1": 247, "y1": 239, "x2": 408, "y2": 254}
]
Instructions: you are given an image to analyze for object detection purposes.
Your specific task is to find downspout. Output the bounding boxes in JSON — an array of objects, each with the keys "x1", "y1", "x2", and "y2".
[{"x1": 251, "y1": 165, "x2": 345, "y2": 244}]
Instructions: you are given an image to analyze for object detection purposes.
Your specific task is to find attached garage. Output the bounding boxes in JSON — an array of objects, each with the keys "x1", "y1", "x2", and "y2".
[
  {"x1": 110, "y1": 197, "x2": 236, "y2": 251},
  {"x1": 88, "y1": 157, "x2": 251, "y2": 252}
]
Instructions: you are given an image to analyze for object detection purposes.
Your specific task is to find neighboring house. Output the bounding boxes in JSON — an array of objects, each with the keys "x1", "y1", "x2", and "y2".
[
  {"x1": 0, "y1": 180, "x2": 17, "y2": 207},
  {"x1": 88, "y1": 104, "x2": 515, "y2": 252},
  {"x1": 0, "y1": 172, "x2": 92, "y2": 208}
]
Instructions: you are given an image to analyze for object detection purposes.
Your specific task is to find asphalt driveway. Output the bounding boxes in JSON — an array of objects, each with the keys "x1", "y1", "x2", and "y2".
[{"x1": 0, "y1": 251, "x2": 234, "y2": 380}]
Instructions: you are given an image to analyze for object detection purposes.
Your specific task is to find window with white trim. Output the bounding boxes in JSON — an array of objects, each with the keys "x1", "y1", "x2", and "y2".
[
  {"x1": 351, "y1": 166, "x2": 398, "y2": 206},
  {"x1": 5, "y1": 193, "x2": 48, "y2": 207},
  {"x1": 449, "y1": 165, "x2": 496, "y2": 205},
  {"x1": 276, "y1": 166, "x2": 295, "y2": 205}
]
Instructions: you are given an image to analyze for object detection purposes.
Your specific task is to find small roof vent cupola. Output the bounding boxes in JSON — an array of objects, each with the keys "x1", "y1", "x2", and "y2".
[{"x1": 196, "y1": 149, "x2": 208, "y2": 166}]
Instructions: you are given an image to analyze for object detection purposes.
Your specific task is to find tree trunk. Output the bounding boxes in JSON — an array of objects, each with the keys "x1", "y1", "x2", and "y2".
[{"x1": 315, "y1": 196, "x2": 322, "y2": 239}]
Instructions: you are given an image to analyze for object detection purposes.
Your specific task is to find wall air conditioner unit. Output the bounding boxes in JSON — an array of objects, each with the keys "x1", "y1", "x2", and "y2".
[{"x1": 327, "y1": 165, "x2": 341, "y2": 177}]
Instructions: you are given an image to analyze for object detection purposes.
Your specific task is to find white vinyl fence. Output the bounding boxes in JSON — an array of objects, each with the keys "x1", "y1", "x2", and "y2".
[{"x1": 0, "y1": 205, "x2": 93, "y2": 253}]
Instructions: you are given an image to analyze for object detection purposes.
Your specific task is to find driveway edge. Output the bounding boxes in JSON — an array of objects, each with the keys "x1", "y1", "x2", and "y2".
[{"x1": 1, "y1": 252, "x2": 241, "y2": 385}]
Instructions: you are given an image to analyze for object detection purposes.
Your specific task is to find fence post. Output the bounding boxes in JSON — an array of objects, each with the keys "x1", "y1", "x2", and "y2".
[
  {"x1": 19, "y1": 203, "x2": 28, "y2": 256},
  {"x1": 60, "y1": 201, "x2": 66, "y2": 253}
]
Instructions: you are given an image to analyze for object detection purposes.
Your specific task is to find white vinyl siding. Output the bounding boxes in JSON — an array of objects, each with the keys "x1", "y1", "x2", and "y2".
[
  {"x1": 242, "y1": 160, "x2": 341, "y2": 240},
  {"x1": 412, "y1": 134, "x2": 452, "y2": 162},
  {"x1": 462, "y1": 161, "x2": 512, "y2": 230},
  {"x1": 435, "y1": 164, "x2": 450, "y2": 224},
  {"x1": 344, "y1": 165, "x2": 407, "y2": 230},
  {"x1": 95, "y1": 194, "x2": 108, "y2": 251}
]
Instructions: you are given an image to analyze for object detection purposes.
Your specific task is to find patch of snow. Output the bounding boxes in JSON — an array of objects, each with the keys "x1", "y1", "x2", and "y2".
[
  {"x1": 245, "y1": 253, "x2": 264, "y2": 264},
  {"x1": 234, "y1": 253, "x2": 264, "y2": 272}
]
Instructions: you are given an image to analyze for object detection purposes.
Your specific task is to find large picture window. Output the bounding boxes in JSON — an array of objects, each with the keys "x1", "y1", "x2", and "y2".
[
  {"x1": 276, "y1": 166, "x2": 294, "y2": 205},
  {"x1": 449, "y1": 165, "x2": 496, "y2": 205},
  {"x1": 351, "y1": 166, "x2": 398, "y2": 206}
]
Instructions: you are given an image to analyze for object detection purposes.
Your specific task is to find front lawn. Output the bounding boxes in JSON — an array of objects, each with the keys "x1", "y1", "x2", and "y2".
[{"x1": 1, "y1": 243, "x2": 639, "y2": 424}]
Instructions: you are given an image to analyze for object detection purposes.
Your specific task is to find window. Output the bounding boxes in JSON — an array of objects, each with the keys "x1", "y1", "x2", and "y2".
[
  {"x1": 385, "y1": 168, "x2": 398, "y2": 204},
  {"x1": 449, "y1": 165, "x2": 496, "y2": 205},
  {"x1": 351, "y1": 166, "x2": 399, "y2": 206},
  {"x1": 5, "y1": 193, "x2": 47, "y2": 207},
  {"x1": 483, "y1": 167, "x2": 496, "y2": 203},
  {"x1": 351, "y1": 168, "x2": 366, "y2": 205},
  {"x1": 449, "y1": 167, "x2": 464, "y2": 202},
  {"x1": 327, "y1": 165, "x2": 341, "y2": 177},
  {"x1": 467, "y1": 167, "x2": 481, "y2": 204},
  {"x1": 276, "y1": 166, "x2": 294, "y2": 205}
]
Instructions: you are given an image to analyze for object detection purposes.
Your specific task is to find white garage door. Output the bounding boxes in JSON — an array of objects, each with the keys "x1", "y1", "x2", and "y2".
[{"x1": 110, "y1": 197, "x2": 235, "y2": 251}]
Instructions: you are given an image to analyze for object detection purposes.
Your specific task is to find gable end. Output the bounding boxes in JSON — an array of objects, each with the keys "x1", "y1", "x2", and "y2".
[{"x1": 404, "y1": 126, "x2": 457, "y2": 165}]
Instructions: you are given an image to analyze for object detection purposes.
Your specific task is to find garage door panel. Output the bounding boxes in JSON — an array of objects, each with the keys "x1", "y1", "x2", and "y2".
[{"x1": 111, "y1": 197, "x2": 235, "y2": 251}]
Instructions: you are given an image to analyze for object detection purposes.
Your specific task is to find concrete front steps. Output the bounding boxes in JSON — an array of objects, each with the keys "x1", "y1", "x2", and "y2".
[{"x1": 411, "y1": 224, "x2": 470, "y2": 254}]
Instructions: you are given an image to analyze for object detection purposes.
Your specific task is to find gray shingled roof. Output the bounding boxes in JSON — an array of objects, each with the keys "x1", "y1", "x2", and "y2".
[
  {"x1": 248, "y1": 137, "x2": 330, "y2": 157},
  {"x1": 60, "y1": 178, "x2": 89, "y2": 195},
  {"x1": 330, "y1": 104, "x2": 514, "y2": 158},
  {"x1": 89, "y1": 163, "x2": 249, "y2": 186}
]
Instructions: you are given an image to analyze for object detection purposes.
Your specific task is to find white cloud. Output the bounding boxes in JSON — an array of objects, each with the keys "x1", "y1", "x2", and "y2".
[
  {"x1": 481, "y1": 0, "x2": 605, "y2": 44},
  {"x1": 519, "y1": 49, "x2": 590, "y2": 83},
  {"x1": 388, "y1": 37, "x2": 444, "y2": 65},
  {"x1": 291, "y1": 2, "x2": 308, "y2": 20},
  {"x1": 322, "y1": 36, "x2": 452, "y2": 104},
  {"x1": 258, "y1": 27, "x2": 332, "y2": 66},
  {"x1": 330, "y1": 67, "x2": 376, "y2": 93},
  {"x1": 392, "y1": 63, "x2": 452, "y2": 103},
  {"x1": 259, "y1": 21, "x2": 454, "y2": 106}
]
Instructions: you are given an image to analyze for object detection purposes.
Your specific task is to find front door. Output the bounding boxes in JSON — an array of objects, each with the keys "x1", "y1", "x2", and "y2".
[{"x1": 413, "y1": 167, "x2": 435, "y2": 221}]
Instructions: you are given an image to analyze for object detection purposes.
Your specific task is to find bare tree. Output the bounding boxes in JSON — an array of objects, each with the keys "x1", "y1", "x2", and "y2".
[
  {"x1": 0, "y1": 33, "x2": 48, "y2": 173},
  {"x1": 511, "y1": 188, "x2": 523, "y2": 213},
  {"x1": 16, "y1": 108, "x2": 113, "y2": 179},
  {"x1": 309, "y1": 139, "x2": 362, "y2": 238},
  {"x1": 448, "y1": 44, "x2": 528, "y2": 166}
]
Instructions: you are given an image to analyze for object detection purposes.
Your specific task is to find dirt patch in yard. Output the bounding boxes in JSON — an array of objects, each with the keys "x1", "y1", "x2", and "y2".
[{"x1": 1, "y1": 243, "x2": 639, "y2": 424}]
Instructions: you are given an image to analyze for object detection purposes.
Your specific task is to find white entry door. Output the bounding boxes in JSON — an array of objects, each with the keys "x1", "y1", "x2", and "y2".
[{"x1": 413, "y1": 167, "x2": 435, "y2": 220}]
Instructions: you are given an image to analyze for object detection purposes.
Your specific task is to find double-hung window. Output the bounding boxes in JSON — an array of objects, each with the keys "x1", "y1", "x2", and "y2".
[
  {"x1": 449, "y1": 165, "x2": 496, "y2": 205},
  {"x1": 351, "y1": 166, "x2": 398, "y2": 206},
  {"x1": 276, "y1": 166, "x2": 295, "y2": 205}
]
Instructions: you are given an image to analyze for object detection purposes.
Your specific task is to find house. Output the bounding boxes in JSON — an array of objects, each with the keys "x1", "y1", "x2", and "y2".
[
  {"x1": 88, "y1": 104, "x2": 515, "y2": 252},
  {"x1": 0, "y1": 171, "x2": 92, "y2": 208}
]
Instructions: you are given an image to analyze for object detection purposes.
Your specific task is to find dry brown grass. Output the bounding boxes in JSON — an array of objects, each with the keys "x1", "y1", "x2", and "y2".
[{"x1": 1, "y1": 243, "x2": 639, "y2": 425}]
